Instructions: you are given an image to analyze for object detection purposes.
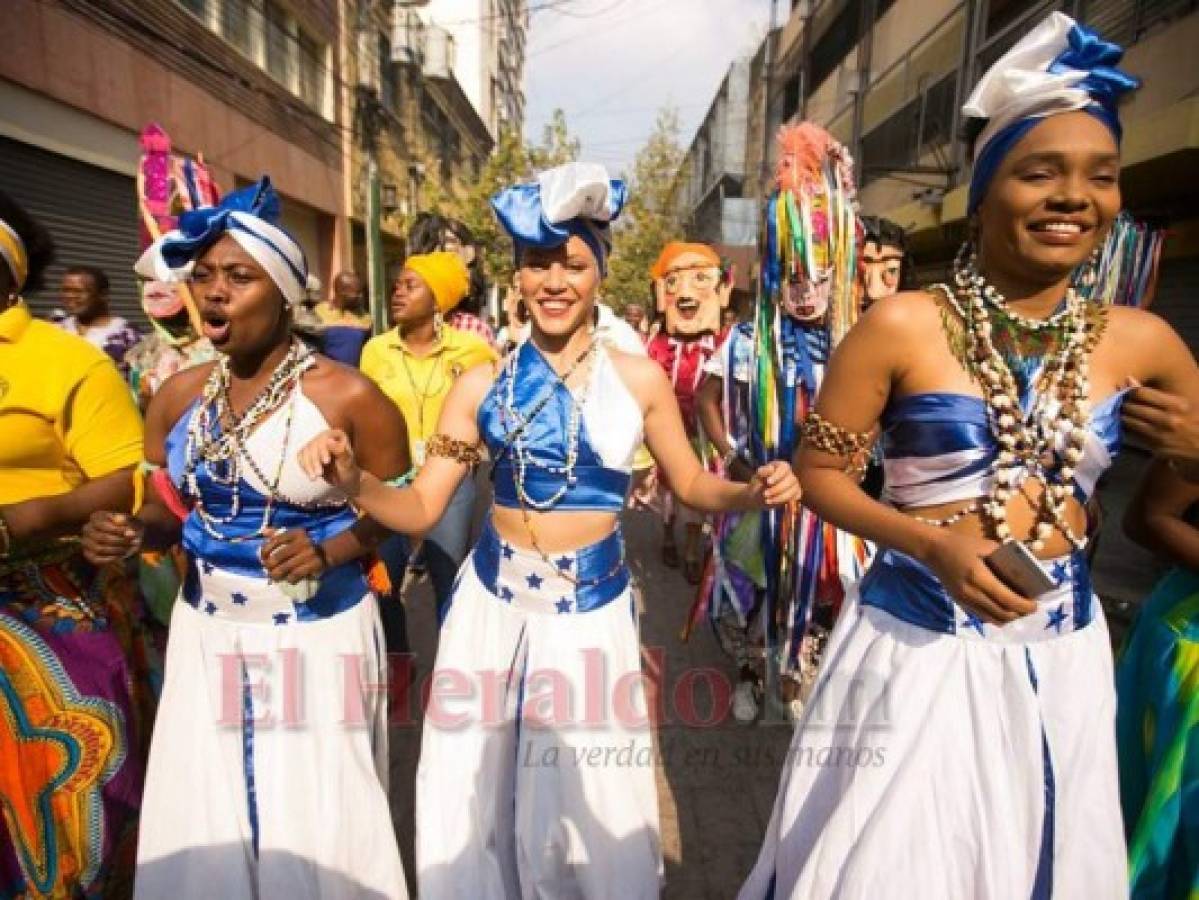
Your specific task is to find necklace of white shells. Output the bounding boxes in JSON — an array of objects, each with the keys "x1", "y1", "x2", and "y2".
[
  {"x1": 183, "y1": 339, "x2": 341, "y2": 544},
  {"x1": 926, "y1": 250, "x2": 1102, "y2": 553}
]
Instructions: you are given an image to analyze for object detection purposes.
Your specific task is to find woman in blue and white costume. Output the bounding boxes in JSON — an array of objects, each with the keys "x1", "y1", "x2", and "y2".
[
  {"x1": 83, "y1": 178, "x2": 411, "y2": 899},
  {"x1": 300, "y1": 161, "x2": 800, "y2": 899},
  {"x1": 740, "y1": 13, "x2": 1199, "y2": 899}
]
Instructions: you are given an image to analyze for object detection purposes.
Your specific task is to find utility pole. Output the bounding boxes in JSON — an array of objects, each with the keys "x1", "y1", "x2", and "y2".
[
  {"x1": 760, "y1": 0, "x2": 779, "y2": 190},
  {"x1": 356, "y1": 0, "x2": 387, "y2": 334}
]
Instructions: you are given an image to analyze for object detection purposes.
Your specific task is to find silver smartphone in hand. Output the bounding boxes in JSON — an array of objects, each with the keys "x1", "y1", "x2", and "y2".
[{"x1": 984, "y1": 541, "x2": 1058, "y2": 598}]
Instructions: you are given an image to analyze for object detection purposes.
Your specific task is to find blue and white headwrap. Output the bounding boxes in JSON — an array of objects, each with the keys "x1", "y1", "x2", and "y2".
[
  {"x1": 135, "y1": 176, "x2": 315, "y2": 306},
  {"x1": 490, "y1": 162, "x2": 627, "y2": 275},
  {"x1": 964, "y1": 12, "x2": 1140, "y2": 214}
]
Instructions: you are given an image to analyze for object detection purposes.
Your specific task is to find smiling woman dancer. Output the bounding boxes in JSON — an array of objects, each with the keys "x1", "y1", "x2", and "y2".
[
  {"x1": 81, "y1": 178, "x2": 410, "y2": 899},
  {"x1": 739, "y1": 14, "x2": 1199, "y2": 899},
  {"x1": 300, "y1": 161, "x2": 800, "y2": 899}
]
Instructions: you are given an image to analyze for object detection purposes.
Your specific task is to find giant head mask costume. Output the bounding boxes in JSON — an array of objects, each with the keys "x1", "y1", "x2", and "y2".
[
  {"x1": 859, "y1": 215, "x2": 908, "y2": 309},
  {"x1": 650, "y1": 242, "x2": 731, "y2": 338},
  {"x1": 769, "y1": 123, "x2": 861, "y2": 338}
]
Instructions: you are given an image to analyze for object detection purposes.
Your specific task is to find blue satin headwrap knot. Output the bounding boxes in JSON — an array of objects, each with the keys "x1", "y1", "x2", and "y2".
[
  {"x1": 1048, "y1": 24, "x2": 1140, "y2": 110},
  {"x1": 490, "y1": 162, "x2": 628, "y2": 275},
  {"x1": 964, "y1": 14, "x2": 1140, "y2": 214},
  {"x1": 136, "y1": 176, "x2": 313, "y2": 305}
]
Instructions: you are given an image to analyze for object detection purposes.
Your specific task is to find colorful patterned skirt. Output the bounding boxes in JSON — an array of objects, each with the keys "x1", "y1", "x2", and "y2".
[
  {"x1": 0, "y1": 544, "x2": 150, "y2": 898},
  {"x1": 1117, "y1": 566, "x2": 1199, "y2": 900}
]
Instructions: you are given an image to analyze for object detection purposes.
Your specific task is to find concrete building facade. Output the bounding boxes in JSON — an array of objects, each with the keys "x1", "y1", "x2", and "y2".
[
  {"x1": 0, "y1": 0, "x2": 351, "y2": 322},
  {"x1": 758, "y1": 0, "x2": 1199, "y2": 290},
  {"x1": 417, "y1": 0, "x2": 528, "y2": 138}
]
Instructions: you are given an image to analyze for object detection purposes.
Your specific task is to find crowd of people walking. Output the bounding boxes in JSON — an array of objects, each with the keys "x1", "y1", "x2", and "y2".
[{"x1": 1, "y1": 11, "x2": 1197, "y2": 899}]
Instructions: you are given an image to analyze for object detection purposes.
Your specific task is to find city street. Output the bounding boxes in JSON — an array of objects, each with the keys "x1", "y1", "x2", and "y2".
[{"x1": 389, "y1": 502, "x2": 793, "y2": 898}]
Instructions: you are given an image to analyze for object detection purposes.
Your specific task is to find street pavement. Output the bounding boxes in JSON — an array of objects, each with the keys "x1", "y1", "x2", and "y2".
[{"x1": 388, "y1": 504, "x2": 792, "y2": 898}]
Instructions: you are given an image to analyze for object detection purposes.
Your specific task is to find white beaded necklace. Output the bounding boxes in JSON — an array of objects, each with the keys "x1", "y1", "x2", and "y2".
[
  {"x1": 501, "y1": 339, "x2": 599, "y2": 510},
  {"x1": 183, "y1": 340, "x2": 330, "y2": 542}
]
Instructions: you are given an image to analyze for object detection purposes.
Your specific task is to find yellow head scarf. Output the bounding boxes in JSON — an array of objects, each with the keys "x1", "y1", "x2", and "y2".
[
  {"x1": 405, "y1": 251, "x2": 469, "y2": 314},
  {"x1": 0, "y1": 219, "x2": 29, "y2": 291}
]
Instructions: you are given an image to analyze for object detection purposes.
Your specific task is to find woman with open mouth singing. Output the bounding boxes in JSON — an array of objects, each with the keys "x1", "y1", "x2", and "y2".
[{"x1": 82, "y1": 177, "x2": 411, "y2": 899}]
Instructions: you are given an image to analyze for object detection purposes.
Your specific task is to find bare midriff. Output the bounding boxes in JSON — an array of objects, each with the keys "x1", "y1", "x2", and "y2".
[
  {"x1": 491, "y1": 506, "x2": 622, "y2": 553},
  {"x1": 898, "y1": 478, "x2": 1088, "y2": 559}
]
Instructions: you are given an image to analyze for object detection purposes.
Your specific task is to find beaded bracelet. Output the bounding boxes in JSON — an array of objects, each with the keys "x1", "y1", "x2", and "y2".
[
  {"x1": 425, "y1": 434, "x2": 483, "y2": 467},
  {"x1": 801, "y1": 412, "x2": 873, "y2": 477}
]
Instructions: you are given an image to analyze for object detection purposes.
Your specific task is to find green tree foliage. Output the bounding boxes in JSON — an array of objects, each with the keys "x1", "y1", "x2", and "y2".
[{"x1": 605, "y1": 107, "x2": 687, "y2": 314}]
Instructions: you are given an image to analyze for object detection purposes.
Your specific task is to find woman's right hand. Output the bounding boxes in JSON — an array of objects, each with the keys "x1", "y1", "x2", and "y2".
[
  {"x1": 923, "y1": 532, "x2": 1037, "y2": 624},
  {"x1": 299, "y1": 429, "x2": 362, "y2": 497},
  {"x1": 81, "y1": 512, "x2": 145, "y2": 565}
]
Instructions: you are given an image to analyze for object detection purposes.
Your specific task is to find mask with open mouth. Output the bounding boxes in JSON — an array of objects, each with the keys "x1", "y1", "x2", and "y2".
[{"x1": 651, "y1": 243, "x2": 730, "y2": 338}]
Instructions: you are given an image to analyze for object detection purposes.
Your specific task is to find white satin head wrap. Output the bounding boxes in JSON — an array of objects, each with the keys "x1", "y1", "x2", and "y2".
[
  {"x1": 961, "y1": 12, "x2": 1139, "y2": 213},
  {"x1": 965, "y1": 13, "x2": 1093, "y2": 155},
  {"x1": 490, "y1": 162, "x2": 628, "y2": 274},
  {"x1": 135, "y1": 177, "x2": 316, "y2": 307}
]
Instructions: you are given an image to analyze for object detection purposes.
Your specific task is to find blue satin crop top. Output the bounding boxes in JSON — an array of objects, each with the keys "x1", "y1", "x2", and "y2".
[
  {"x1": 879, "y1": 389, "x2": 1126, "y2": 509},
  {"x1": 478, "y1": 340, "x2": 643, "y2": 512}
]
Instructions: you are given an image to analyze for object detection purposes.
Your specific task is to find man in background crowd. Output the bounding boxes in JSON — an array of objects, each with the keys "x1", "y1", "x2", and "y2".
[
  {"x1": 623, "y1": 300, "x2": 648, "y2": 337},
  {"x1": 314, "y1": 270, "x2": 372, "y2": 365},
  {"x1": 53, "y1": 265, "x2": 140, "y2": 376}
]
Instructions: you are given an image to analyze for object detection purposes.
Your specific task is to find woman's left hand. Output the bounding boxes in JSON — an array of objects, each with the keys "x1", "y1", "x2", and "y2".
[
  {"x1": 1122, "y1": 380, "x2": 1199, "y2": 475},
  {"x1": 261, "y1": 528, "x2": 328, "y2": 583},
  {"x1": 748, "y1": 461, "x2": 801, "y2": 508}
]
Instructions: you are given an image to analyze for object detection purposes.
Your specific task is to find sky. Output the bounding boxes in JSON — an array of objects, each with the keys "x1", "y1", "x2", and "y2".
[{"x1": 524, "y1": 0, "x2": 775, "y2": 176}]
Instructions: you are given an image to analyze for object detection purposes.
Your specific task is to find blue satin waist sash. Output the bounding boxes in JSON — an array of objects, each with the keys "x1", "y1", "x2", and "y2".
[
  {"x1": 469, "y1": 516, "x2": 630, "y2": 614},
  {"x1": 491, "y1": 463, "x2": 630, "y2": 512},
  {"x1": 181, "y1": 552, "x2": 371, "y2": 624},
  {"x1": 858, "y1": 548, "x2": 1094, "y2": 642}
]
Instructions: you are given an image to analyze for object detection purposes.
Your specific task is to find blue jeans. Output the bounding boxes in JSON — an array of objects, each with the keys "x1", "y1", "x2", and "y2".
[{"x1": 377, "y1": 475, "x2": 477, "y2": 648}]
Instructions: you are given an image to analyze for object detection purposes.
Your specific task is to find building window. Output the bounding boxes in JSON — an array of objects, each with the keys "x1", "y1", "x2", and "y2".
[
  {"x1": 858, "y1": 71, "x2": 955, "y2": 188},
  {"x1": 298, "y1": 31, "x2": 326, "y2": 113},
  {"x1": 264, "y1": 0, "x2": 294, "y2": 86},
  {"x1": 175, "y1": 0, "x2": 329, "y2": 118},
  {"x1": 806, "y1": 0, "x2": 899, "y2": 105},
  {"x1": 220, "y1": 0, "x2": 256, "y2": 58}
]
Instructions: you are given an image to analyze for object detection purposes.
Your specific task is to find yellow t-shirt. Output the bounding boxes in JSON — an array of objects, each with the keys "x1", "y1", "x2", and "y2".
[
  {"x1": 360, "y1": 325, "x2": 496, "y2": 464},
  {"x1": 314, "y1": 300, "x2": 372, "y2": 329},
  {"x1": 0, "y1": 302, "x2": 144, "y2": 504}
]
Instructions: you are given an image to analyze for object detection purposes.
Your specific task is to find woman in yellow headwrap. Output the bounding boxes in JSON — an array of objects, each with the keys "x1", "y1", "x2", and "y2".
[{"x1": 360, "y1": 251, "x2": 497, "y2": 636}]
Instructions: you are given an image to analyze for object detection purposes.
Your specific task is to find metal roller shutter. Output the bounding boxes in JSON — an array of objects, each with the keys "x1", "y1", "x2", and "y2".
[{"x1": 0, "y1": 135, "x2": 143, "y2": 327}]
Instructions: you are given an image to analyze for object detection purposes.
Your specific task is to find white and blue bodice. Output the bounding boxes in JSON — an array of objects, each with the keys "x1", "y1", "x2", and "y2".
[
  {"x1": 165, "y1": 385, "x2": 369, "y2": 623},
  {"x1": 860, "y1": 388, "x2": 1127, "y2": 641},
  {"x1": 477, "y1": 340, "x2": 643, "y2": 513},
  {"x1": 879, "y1": 389, "x2": 1126, "y2": 510}
]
